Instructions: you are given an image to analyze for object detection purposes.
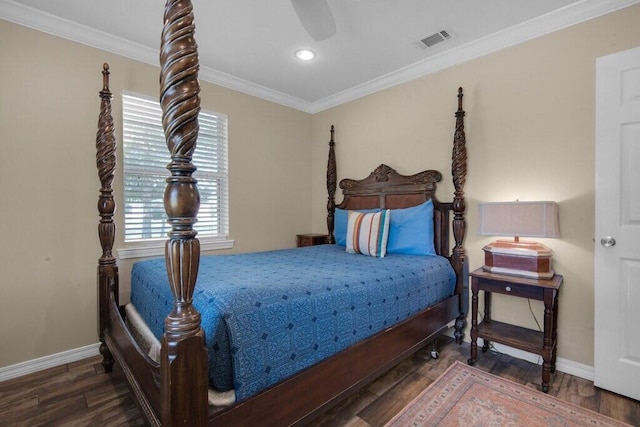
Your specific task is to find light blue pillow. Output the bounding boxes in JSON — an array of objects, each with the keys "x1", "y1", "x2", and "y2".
[
  {"x1": 386, "y1": 200, "x2": 436, "y2": 256},
  {"x1": 334, "y1": 207, "x2": 379, "y2": 246}
]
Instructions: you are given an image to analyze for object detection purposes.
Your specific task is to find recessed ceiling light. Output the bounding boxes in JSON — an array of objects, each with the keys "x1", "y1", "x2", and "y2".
[{"x1": 295, "y1": 49, "x2": 316, "y2": 61}]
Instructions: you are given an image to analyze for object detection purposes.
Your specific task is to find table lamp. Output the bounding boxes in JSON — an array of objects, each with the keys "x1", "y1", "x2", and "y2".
[{"x1": 478, "y1": 201, "x2": 560, "y2": 279}]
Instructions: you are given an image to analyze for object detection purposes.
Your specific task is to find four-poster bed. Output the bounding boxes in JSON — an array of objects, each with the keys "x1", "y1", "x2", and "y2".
[{"x1": 95, "y1": 1, "x2": 468, "y2": 425}]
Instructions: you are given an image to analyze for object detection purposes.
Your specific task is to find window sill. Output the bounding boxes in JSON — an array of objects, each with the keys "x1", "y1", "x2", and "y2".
[{"x1": 117, "y1": 238, "x2": 235, "y2": 260}]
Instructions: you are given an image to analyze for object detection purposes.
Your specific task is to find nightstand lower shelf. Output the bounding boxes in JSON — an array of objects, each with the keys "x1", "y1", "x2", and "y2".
[{"x1": 475, "y1": 320, "x2": 546, "y2": 355}]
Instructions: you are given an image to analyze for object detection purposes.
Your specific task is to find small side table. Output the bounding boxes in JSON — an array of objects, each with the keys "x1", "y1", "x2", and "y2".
[
  {"x1": 468, "y1": 268, "x2": 563, "y2": 393},
  {"x1": 296, "y1": 233, "x2": 328, "y2": 247}
]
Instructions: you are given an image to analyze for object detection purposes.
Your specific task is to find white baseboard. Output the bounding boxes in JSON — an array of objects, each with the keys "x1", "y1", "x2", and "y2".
[
  {"x1": 0, "y1": 343, "x2": 101, "y2": 383},
  {"x1": 443, "y1": 330, "x2": 594, "y2": 382},
  {"x1": 490, "y1": 342, "x2": 594, "y2": 381}
]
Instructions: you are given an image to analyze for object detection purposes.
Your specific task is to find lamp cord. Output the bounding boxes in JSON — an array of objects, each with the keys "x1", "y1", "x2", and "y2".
[
  {"x1": 528, "y1": 299, "x2": 543, "y2": 366},
  {"x1": 528, "y1": 299, "x2": 542, "y2": 332}
]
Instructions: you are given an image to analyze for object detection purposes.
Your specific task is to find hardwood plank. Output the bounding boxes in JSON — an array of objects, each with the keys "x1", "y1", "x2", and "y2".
[
  {"x1": 414, "y1": 344, "x2": 463, "y2": 381},
  {"x1": 490, "y1": 352, "x2": 535, "y2": 385},
  {"x1": 37, "y1": 365, "x2": 109, "y2": 405},
  {"x1": 0, "y1": 364, "x2": 68, "y2": 390},
  {"x1": 468, "y1": 347, "x2": 502, "y2": 372},
  {"x1": 556, "y1": 373, "x2": 602, "y2": 412},
  {"x1": 11, "y1": 393, "x2": 86, "y2": 426},
  {"x1": 0, "y1": 395, "x2": 38, "y2": 423},
  {"x1": 67, "y1": 355, "x2": 102, "y2": 372},
  {"x1": 309, "y1": 387, "x2": 378, "y2": 427},
  {"x1": 53, "y1": 393, "x2": 145, "y2": 427},
  {"x1": 598, "y1": 388, "x2": 640, "y2": 426},
  {"x1": 0, "y1": 365, "x2": 93, "y2": 408},
  {"x1": 341, "y1": 416, "x2": 371, "y2": 427},
  {"x1": 1, "y1": 338, "x2": 638, "y2": 426},
  {"x1": 365, "y1": 358, "x2": 414, "y2": 397},
  {"x1": 84, "y1": 376, "x2": 132, "y2": 408},
  {"x1": 358, "y1": 372, "x2": 434, "y2": 426}
]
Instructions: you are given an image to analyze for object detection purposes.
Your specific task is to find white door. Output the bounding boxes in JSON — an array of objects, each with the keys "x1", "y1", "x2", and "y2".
[{"x1": 594, "y1": 46, "x2": 640, "y2": 400}]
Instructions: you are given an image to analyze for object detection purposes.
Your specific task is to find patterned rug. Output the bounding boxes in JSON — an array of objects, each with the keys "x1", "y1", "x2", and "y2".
[{"x1": 385, "y1": 361, "x2": 630, "y2": 426}]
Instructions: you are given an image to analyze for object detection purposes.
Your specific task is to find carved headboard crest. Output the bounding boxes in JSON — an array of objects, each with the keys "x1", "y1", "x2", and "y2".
[
  {"x1": 340, "y1": 164, "x2": 442, "y2": 191},
  {"x1": 372, "y1": 164, "x2": 396, "y2": 183},
  {"x1": 335, "y1": 163, "x2": 443, "y2": 213}
]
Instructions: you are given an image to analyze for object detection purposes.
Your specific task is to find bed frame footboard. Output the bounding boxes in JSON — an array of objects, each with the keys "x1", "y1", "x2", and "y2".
[{"x1": 95, "y1": 1, "x2": 468, "y2": 425}]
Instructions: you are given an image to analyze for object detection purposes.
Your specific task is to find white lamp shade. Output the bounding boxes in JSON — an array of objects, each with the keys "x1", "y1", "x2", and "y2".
[{"x1": 478, "y1": 201, "x2": 560, "y2": 238}]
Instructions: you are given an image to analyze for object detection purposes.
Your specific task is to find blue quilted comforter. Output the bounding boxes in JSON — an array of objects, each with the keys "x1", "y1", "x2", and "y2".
[{"x1": 131, "y1": 244, "x2": 455, "y2": 401}]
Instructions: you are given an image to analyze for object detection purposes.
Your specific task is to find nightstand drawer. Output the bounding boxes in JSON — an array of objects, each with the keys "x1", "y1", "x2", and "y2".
[
  {"x1": 477, "y1": 278, "x2": 544, "y2": 300},
  {"x1": 296, "y1": 233, "x2": 328, "y2": 247}
]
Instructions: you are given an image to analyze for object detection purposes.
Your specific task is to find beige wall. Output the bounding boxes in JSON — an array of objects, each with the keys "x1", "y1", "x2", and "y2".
[
  {"x1": 310, "y1": 4, "x2": 640, "y2": 367},
  {"x1": 0, "y1": 20, "x2": 311, "y2": 368},
  {"x1": 1, "y1": 4, "x2": 639, "y2": 370}
]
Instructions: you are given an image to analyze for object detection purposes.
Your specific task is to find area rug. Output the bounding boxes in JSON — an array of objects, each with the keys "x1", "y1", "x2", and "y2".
[{"x1": 385, "y1": 361, "x2": 630, "y2": 426}]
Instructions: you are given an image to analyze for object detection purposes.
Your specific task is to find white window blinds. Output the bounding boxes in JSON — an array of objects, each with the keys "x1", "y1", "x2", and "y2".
[{"x1": 122, "y1": 93, "x2": 229, "y2": 243}]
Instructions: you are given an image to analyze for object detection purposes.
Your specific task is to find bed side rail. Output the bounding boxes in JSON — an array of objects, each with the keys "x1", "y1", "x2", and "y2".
[{"x1": 104, "y1": 295, "x2": 162, "y2": 426}]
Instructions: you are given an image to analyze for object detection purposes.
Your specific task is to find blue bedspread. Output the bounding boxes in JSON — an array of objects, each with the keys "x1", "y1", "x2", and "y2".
[{"x1": 131, "y1": 244, "x2": 455, "y2": 401}]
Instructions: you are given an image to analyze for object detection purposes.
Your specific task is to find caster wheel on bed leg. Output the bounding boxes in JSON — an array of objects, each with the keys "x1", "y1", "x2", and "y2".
[{"x1": 430, "y1": 339, "x2": 439, "y2": 359}]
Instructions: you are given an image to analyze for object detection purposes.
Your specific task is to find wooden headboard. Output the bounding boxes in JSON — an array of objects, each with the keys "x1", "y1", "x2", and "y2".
[
  {"x1": 324, "y1": 89, "x2": 467, "y2": 261},
  {"x1": 338, "y1": 164, "x2": 441, "y2": 210}
]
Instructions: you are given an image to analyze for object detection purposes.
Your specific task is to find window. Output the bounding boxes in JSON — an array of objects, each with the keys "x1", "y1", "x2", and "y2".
[{"x1": 118, "y1": 92, "x2": 231, "y2": 259}]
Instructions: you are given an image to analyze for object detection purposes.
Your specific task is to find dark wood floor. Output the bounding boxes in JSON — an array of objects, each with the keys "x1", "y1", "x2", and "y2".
[{"x1": 1, "y1": 337, "x2": 638, "y2": 426}]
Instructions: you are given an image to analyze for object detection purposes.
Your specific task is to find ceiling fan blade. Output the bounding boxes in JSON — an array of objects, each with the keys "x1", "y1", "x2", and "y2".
[{"x1": 291, "y1": 0, "x2": 336, "y2": 42}]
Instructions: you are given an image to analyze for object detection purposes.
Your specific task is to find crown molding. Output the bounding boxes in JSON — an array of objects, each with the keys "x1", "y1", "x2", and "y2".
[
  {"x1": 0, "y1": 0, "x2": 315, "y2": 113},
  {"x1": 197, "y1": 65, "x2": 314, "y2": 113},
  {"x1": 2, "y1": 0, "x2": 638, "y2": 114},
  {"x1": 310, "y1": 0, "x2": 640, "y2": 113},
  {"x1": 0, "y1": 0, "x2": 158, "y2": 67}
]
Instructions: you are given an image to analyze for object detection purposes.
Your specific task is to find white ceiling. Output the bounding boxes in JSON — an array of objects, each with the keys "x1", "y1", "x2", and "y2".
[{"x1": 1, "y1": 0, "x2": 638, "y2": 112}]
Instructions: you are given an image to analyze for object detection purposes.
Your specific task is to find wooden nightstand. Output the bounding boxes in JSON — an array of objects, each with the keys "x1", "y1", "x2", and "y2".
[
  {"x1": 468, "y1": 268, "x2": 563, "y2": 393},
  {"x1": 296, "y1": 233, "x2": 328, "y2": 247}
]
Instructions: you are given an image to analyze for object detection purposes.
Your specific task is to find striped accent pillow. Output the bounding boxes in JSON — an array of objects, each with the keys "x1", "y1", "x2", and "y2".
[{"x1": 346, "y1": 210, "x2": 391, "y2": 258}]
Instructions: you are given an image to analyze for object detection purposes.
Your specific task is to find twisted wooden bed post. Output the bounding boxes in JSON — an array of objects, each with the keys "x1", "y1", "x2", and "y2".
[
  {"x1": 327, "y1": 125, "x2": 337, "y2": 243},
  {"x1": 159, "y1": 1, "x2": 208, "y2": 425},
  {"x1": 96, "y1": 63, "x2": 118, "y2": 374},
  {"x1": 452, "y1": 87, "x2": 468, "y2": 344}
]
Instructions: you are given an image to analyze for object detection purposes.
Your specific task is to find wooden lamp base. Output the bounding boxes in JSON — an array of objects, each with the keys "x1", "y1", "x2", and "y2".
[{"x1": 482, "y1": 239, "x2": 554, "y2": 279}]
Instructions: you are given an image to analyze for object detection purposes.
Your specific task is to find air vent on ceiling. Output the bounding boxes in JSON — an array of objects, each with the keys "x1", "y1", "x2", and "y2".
[{"x1": 420, "y1": 30, "x2": 452, "y2": 48}]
